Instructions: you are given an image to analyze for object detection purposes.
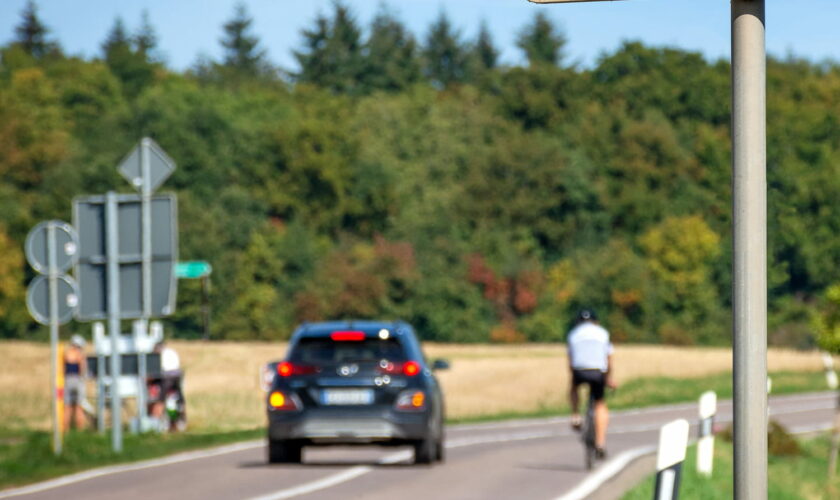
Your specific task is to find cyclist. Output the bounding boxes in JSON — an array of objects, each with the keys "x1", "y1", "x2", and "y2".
[
  {"x1": 63, "y1": 334, "x2": 88, "y2": 431},
  {"x1": 567, "y1": 309, "x2": 616, "y2": 459}
]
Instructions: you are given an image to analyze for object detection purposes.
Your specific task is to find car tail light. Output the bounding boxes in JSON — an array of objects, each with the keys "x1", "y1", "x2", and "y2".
[
  {"x1": 377, "y1": 360, "x2": 422, "y2": 377},
  {"x1": 330, "y1": 330, "x2": 366, "y2": 341},
  {"x1": 269, "y1": 390, "x2": 300, "y2": 411},
  {"x1": 395, "y1": 390, "x2": 426, "y2": 411},
  {"x1": 402, "y1": 361, "x2": 421, "y2": 376},
  {"x1": 277, "y1": 361, "x2": 318, "y2": 377}
]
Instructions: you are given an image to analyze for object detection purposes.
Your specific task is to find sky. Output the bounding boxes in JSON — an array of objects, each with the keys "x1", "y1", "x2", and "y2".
[{"x1": 0, "y1": 0, "x2": 838, "y2": 72}]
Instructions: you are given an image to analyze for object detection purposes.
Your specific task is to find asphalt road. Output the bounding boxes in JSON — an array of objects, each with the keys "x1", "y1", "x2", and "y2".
[{"x1": 3, "y1": 392, "x2": 836, "y2": 500}]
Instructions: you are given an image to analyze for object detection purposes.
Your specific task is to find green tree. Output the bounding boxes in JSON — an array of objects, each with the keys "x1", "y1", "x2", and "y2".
[
  {"x1": 816, "y1": 284, "x2": 840, "y2": 353},
  {"x1": 422, "y1": 11, "x2": 469, "y2": 87},
  {"x1": 294, "y1": 2, "x2": 364, "y2": 94},
  {"x1": 474, "y1": 22, "x2": 499, "y2": 71},
  {"x1": 134, "y1": 10, "x2": 159, "y2": 61},
  {"x1": 361, "y1": 6, "x2": 421, "y2": 93},
  {"x1": 465, "y1": 21, "x2": 499, "y2": 84},
  {"x1": 101, "y1": 16, "x2": 158, "y2": 97},
  {"x1": 516, "y1": 12, "x2": 566, "y2": 67},
  {"x1": 220, "y1": 2, "x2": 269, "y2": 77},
  {"x1": 13, "y1": 0, "x2": 59, "y2": 59},
  {"x1": 640, "y1": 215, "x2": 725, "y2": 344},
  {"x1": 0, "y1": 225, "x2": 27, "y2": 338}
]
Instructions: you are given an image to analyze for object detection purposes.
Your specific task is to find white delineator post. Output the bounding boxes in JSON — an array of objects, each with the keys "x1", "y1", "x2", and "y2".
[
  {"x1": 654, "y1": 419, "x2": 690, "y2": 500},
  {"x1": 823, "y1": 352, "x2": 839, "y2": 390},
  {"x1": 697, "y1": 391, "x2": 717, "y2": 477}
]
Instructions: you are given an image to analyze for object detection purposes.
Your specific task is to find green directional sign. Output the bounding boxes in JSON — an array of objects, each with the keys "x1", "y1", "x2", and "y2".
[{"x1": 175, "y1": 261, "x2": 212, "y2": 279}]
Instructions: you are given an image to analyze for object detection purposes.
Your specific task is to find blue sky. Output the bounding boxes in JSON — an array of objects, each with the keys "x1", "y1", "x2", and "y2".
[{"x1": 1, "y1": 1, "x2": 838, "y2": 71}]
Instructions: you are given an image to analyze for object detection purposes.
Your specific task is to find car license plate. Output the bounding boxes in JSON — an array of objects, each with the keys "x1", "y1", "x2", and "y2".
[{"x1": 321, "y1": 388, "x2": 374, "y2": 405}]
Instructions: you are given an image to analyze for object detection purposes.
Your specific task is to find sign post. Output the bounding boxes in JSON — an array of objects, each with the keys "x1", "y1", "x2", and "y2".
[
  {"x1": 25, "y1": 220, "x2": 79, "y2": 455},
  {"x1": 72, "y1": 137, "x2": 178, "y2": 452}
]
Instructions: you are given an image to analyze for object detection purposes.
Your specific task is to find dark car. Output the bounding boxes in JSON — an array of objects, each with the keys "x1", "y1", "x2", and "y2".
[{"x1": 266, "y1": 320, "x2": 448, "y2": 465}]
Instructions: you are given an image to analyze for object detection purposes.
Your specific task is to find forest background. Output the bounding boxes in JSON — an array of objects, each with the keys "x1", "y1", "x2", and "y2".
[{"x1": 2, "y1": 1, "x2": 839, "y2": 347}]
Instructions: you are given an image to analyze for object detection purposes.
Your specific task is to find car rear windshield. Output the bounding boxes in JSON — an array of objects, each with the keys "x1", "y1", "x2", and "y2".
[{"x1": 290, "y1": 337, "x2": 408, "y2": 364}]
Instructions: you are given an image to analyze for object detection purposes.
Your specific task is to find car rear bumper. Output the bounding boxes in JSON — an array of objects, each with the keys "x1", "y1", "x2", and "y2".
[{"x1": 268, "y1": 408, "x2": 430, "y2": 443}]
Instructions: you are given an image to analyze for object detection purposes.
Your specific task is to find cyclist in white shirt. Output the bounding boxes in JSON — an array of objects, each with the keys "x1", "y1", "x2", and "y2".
[{"x1": 567, "y1": 309, "x2": 616, "y2": 459}]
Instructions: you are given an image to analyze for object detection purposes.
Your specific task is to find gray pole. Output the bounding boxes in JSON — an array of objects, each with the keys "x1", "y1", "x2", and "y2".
[
  {"x1": 139, "y1": 138, "x2": 153, "y2": 427},
  {"x1": 202, "y1": 275, "x2": 210, "y2": 341},
  {"x1": 47, "y1": 223, "x2": 61, "y2": 455},
  {"x1": 141, "y1": 138, "x2": 152, "y2": 319},
  {"x1": 106, "y1": 192, "x2": 123, "y2": 452},
  {"x1": 731, "y1": 1, "x2": 766, "y2": 498},
  {"x1": 95, "y1": 323, "x2": 106, "y2": 433}
]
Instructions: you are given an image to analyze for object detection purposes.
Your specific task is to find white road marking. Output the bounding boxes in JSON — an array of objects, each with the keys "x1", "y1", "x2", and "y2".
[
  {"x1": 0, "y1": 440, "x2": 263, "y2": 499},
  {"x1": 555, "y1": 445, "x2": 658, "y2": 500}
]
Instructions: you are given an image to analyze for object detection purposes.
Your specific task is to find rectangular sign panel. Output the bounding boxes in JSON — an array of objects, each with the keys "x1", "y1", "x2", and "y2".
[
  {"x1": 73, "y1": 194, "x2": 178, "y2": 320},
  {"x1": 87, "y1": 353, "x2": 162, "y2": 377}
]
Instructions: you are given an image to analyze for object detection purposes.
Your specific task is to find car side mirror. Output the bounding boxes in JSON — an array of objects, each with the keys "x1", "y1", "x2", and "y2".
[{"x1": 432, "y1": 359, "x2": 450, "y2": 371}]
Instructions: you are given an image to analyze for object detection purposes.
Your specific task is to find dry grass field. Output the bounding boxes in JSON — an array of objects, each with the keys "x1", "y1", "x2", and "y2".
[{"x1": 0, "y1": 340, "x2": 832, "y2": 432}]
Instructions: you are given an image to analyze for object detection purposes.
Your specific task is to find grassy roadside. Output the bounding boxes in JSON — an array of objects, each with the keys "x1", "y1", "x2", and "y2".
[
  {"x1": 621, "y1": 436, "x2": 840, "y2": 499},
  {"x1": 0, "y1": 428, "x2": 263, "y2": 490},
  {"x1": 449, "y1": 370, "x2": 829, "y2": 424},
  {"x1": 1, "y1": 369, "x2": 832, "y2": 490}
]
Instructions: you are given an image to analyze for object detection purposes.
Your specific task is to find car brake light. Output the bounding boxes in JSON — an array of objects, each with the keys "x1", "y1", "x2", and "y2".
[
  {"x1": 330, "y1": 331, "x2": 366, "y2": 341},
  {"x1": 395, "y1": 390, "x2": 426, "y2": 411},
  {"x1": 377, "y1": 360, "x2": 422, "y2": 376},
  {"x1": 269, "y1": 390, "x2": 299, "y2": 411},
  {"x1": 277, "y1": 362, "x2": 317, "y2": 377},
  {"x1": 403, "y1": 361, "x2": 421, "y2": 376}
]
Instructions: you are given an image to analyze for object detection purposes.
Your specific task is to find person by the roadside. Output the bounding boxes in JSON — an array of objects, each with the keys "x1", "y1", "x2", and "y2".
[
  {"x1": 148, "y1": 340, "x2": 184, "y2": 423},
  {"x1": 567, "y1": 309, "x2": 616, "y2": 459},
  {"x1": 63, "y1": 334, "x2": 88, "y2": 431}
]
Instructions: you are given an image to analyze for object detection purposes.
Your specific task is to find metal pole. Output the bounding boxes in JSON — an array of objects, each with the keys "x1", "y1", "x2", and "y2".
[
  {"x1": 95, "y1": 322, "x2": 106, "y2": 433},
  {"x1": 202, "y1": 275, "x2": 210, "y2": 341},
  {"x1": 141, "y1": 138, "x2": 152, "y2": 319},
  {"x1": 47, "y1": 223, "x2": 62, "y2": 455},
  {"x1": 140, "y1": 139, "x2": 153, "y2": 430},
  {"x1": 731, "y1": 1, "x2": 766, "y2": 498},
  {"x1": 106, "y1": 192, "x2": 123, "y2": 452},
  {"x1": 136, "y1": 319, "x2": 148, "y2": 431}
]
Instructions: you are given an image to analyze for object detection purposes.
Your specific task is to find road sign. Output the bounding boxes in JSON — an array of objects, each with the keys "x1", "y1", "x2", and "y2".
[
  {"x1": 118, "y1": 138, "x2": 176, "y2": 194},
  {"x1": 26, "y1": 274, "x2": 79, "y2": 325},
  {"x1": 73, "y1": 193, "x2": 178, "y2": 320},
  {"x1": 175, "y1": 261, "x2": 212, "y2": 279},
  {"x1": 25, "y1": 221, "x2": 78, "y2": 274}
]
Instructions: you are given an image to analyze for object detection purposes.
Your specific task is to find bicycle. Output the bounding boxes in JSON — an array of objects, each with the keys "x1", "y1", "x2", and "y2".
[{"x1": 581, "y1": 390, "x2": 597, "y2": 470}]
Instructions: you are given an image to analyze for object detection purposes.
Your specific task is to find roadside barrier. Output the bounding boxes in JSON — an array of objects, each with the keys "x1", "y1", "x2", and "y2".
[
  {"x1": 653, "y1": 419, "x2": 689, "y2": 500},
  {"x1": 696, "y1": 391, "x2": 717, "y2": 477}
]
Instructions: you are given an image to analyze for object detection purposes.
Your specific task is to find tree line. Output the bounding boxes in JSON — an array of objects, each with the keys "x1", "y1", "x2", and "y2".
[{"x1": 2, "y1": 1, "x2": 839, "y2": 346}]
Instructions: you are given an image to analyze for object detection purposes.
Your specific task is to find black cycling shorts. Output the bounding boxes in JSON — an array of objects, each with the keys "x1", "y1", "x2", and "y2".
[{"x1": 572, "y1": 369, "x2": 606, "y2": 401}]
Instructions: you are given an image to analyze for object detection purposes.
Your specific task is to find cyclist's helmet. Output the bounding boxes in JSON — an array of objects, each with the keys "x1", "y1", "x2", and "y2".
[{"x1": 576, "y1": 309, "x2": 597, "y2": 323}]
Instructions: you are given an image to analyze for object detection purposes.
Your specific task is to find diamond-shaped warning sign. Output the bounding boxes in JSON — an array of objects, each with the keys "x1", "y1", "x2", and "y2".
[{"x1": 118, "y1": 138, "x2": 175, "y2": 194}]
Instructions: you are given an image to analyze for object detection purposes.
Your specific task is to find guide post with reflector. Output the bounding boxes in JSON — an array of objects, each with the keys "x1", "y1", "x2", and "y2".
[
  {"x1": 697, "y1": 391, "x2": 717, "y2": 477},
  {"x1": 823, "y1": 352, "x2": 838, "y2": 390},
  {"x1": 654, "y1": 419, "x2": 689, "y2": 500}
]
